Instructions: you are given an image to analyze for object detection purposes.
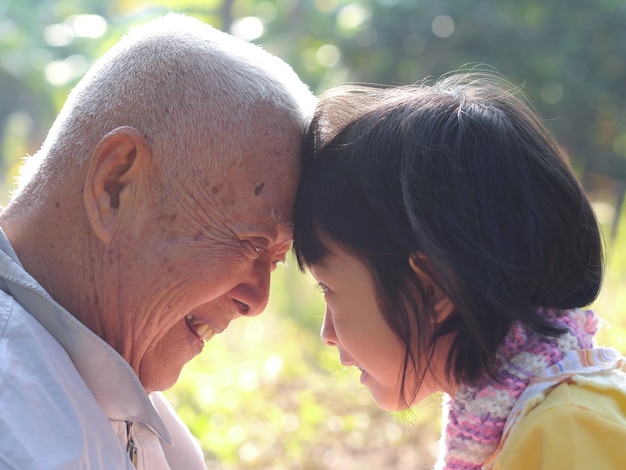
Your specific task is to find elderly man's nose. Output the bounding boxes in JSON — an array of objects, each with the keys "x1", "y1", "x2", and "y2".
[{"x1": 232, "y1": 261, "x2": 271, "y2": 317}]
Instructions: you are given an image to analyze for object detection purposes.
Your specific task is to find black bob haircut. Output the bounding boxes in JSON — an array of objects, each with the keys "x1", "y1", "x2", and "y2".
[{"x1": 293, "y1": 72, "x2": 603, "y2": 406}]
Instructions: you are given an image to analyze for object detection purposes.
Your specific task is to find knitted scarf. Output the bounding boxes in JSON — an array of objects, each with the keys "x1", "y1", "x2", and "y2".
[{"x1": 436, "y1": 308, "x2": 598, "y2": 469}]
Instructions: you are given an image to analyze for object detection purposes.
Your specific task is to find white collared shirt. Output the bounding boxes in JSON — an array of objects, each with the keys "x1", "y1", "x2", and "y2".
[{"x1": 0, "y1": 231, "x2": 205, "y2": 469}]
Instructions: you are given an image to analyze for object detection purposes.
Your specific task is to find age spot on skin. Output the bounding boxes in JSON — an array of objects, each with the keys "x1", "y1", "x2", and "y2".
[
  {"x1": 211, "y1": 184, "x2": 222, "y2": 195},
  {"x1": 169, "y1": 214, "x2": 177, "y2": 222},
  {"x1": 254, "y1": 182, "x2": 265, "y2": 196}
]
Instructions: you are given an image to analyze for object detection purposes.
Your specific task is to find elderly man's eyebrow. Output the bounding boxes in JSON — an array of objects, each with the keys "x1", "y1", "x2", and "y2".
[
  {"x1": 276, "y1": 221, "x2": 294, "y2": 242},
  {"x1": 269, "y1": 206, "x2": 294, "y2": 225},
  {"x1": 271, "y1": 221, "x2": 295, "y2": 250}
]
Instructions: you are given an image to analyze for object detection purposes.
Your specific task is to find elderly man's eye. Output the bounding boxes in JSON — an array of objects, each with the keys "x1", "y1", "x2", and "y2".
[
  {"x1": 272, "y1": 255, "x2": 287, "y2": 266},
  {"x1": 243, "y1": 240, "x2": 288, "y2": 268},
  {"x1": 244, "y1": 239, "x2": 279, "y2": 258},
  {"x1": 242, "y1": 240, "x2": 263, "y2": 257}
]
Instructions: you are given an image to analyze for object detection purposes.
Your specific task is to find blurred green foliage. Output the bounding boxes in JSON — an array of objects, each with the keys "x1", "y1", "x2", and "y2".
[
  {"x1": 3, "y1": 0, "x2": 626, "y2": 187},
  {"x1": 2, "y1": 0, "x2": 626, "y2": 468}
]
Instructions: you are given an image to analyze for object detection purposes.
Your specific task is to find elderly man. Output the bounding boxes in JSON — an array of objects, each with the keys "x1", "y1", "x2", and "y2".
[{"x1": 0, "y1": 13, "x2": 314, "y2": 469}]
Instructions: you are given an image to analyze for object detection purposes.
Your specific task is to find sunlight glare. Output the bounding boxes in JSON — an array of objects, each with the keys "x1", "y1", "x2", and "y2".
[
  {"x1": 68, "y1": 14, "x2": 107, "y2": 38},
  {"x1": 231, "y1": 16, "x2": 264, "y2": 41},
  {"x1": 337, "y1": 3, "x2": 371, "y2": 30},
  {"x1": 432, "y1": 15, "x2": 455, "y2": 38},
  {"x1": 316, "y1": 44, "x2": 341, "y2": 67}
]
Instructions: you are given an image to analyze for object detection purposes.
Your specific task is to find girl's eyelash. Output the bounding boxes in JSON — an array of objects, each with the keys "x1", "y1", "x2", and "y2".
[{"x1": 315, "y1": 282, "x2": 330, "y2": 294}]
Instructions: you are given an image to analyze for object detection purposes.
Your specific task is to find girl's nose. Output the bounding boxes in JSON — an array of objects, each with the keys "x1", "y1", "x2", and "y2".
[{"x1": 320, "y1": 307, "x2": 337, "y2": 346}]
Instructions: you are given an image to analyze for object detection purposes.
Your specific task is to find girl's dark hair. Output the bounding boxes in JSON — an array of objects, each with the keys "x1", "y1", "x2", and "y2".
[{"x1": 293, "y1": 72, "x2": 603, "y2": 406}]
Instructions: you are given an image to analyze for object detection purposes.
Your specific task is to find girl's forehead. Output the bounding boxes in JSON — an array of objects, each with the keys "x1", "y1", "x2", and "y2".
[{"x1": 309, "y1": 245, "x2": 366, "y2": 275}]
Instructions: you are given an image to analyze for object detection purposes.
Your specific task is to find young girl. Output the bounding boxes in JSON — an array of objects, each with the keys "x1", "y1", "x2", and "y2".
[{"x1": 293, "y1": 72, "x2": 626, "y2": 469}]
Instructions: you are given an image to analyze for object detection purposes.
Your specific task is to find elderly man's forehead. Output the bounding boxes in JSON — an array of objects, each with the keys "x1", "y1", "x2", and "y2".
[{"x1": 268, "y1": 205, "x2": 294, "y2": 224}]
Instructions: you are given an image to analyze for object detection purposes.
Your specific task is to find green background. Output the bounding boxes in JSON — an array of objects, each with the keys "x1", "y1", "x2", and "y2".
[{"x1": 2, "y1": 1, "x2": 626, "y2": 468}]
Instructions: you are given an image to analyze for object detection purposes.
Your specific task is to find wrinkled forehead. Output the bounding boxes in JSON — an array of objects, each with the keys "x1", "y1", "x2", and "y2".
[
  {"x1": 225, "y1": 171, "x2": 298, "y2": 238},
  {"x1": 214, "y1": 111, "x2": 301, "y2": 239}
]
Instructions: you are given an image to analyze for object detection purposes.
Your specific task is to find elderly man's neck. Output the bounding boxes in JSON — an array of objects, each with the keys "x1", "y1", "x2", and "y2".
[{"x1": 0, "y1": 186, "x2": 110, "y2": 340}]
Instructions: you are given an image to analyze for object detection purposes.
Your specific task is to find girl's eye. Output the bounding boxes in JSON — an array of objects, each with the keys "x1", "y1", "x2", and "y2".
[{"x1": 315, "y1": 282, "x2": 330, "y2": 294}]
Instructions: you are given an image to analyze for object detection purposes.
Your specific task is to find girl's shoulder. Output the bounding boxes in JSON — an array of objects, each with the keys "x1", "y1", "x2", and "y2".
[
  {"x1": 486, "y1": 349, "x2": 626, "y2": 470},
  {"x1": 492, "y1": 376, "x2": 626, "y2": 469},
  {"x1": 529, "y1": 369, "x2": 626, "y2": 421}
]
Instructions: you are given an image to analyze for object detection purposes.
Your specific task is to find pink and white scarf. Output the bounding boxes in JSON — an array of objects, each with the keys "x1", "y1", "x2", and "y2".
[{"x1": 436, "y1": 308, "x2": 621, "y2": 469}]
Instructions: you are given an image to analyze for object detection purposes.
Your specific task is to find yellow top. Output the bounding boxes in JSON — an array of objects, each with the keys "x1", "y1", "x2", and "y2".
[{"x1": 493, "y1": 373, "x2": 626, "y2": 469}]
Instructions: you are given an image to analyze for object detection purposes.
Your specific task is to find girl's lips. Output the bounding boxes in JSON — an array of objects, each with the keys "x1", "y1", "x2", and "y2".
[
  {"x1": 339, "y1": 356, "x2": 366, "y2": 375},
  {"x1": 185, "y1": 314, "x2": 216, "y2": 342},
  {"x1": 339, "y1": 353, "x2": 364, "y2": 369}
]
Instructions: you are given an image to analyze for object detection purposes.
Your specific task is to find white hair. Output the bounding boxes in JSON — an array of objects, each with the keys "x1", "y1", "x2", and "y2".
[{"x1": 16, "y1": 13, "x2": 316, "y2": 198}]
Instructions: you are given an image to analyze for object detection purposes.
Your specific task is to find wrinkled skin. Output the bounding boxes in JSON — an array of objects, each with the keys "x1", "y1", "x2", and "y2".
[{"x1": 2, "y1": 106, "x2": 302, "y2": 394}]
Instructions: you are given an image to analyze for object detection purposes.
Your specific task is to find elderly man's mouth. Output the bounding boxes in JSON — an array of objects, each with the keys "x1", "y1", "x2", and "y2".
[{"x1": 185, "y1": 314, "x2": 216, "y2": 342}]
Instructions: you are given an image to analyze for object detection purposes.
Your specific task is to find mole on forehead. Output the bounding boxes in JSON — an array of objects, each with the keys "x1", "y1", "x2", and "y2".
[{"x1": 254, "y1": 182, "x2": 265, "y2": 196}]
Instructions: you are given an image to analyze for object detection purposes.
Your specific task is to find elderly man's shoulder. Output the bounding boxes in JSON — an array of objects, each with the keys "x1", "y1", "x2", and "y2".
[{"x1": 0, "y1": 290, "x2": 132, "y2": 468}]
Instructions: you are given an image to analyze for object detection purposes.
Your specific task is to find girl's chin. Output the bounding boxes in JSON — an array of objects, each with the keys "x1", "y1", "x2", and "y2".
[
  {"x1": 371, "y1": 395, "x2": 405, "y2": 412},
  {"x1": 361, "y1": 376, "x2": 405, "y2": 412}
]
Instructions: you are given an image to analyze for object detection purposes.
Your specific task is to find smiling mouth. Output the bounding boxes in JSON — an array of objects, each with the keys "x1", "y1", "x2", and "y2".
[{"x1": 185, "y1": 314, "x2": 216, "y2": 342}]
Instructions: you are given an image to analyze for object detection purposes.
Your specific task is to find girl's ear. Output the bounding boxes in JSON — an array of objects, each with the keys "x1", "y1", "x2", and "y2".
[{"x1": 409, "y1": 255, "x2": 455, "y2": 321}]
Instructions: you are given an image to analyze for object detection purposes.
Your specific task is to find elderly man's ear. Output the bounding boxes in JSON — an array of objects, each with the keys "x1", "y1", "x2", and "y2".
[{"x1": 84, "y1": 126, "x2": 150, "y2": 245}]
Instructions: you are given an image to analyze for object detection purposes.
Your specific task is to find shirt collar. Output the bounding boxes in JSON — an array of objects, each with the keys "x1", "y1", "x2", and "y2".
[{"x1": 0, "y1": 229, "x2": 172, "y2": 444}]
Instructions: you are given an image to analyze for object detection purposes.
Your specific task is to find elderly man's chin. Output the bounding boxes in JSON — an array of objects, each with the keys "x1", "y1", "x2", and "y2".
[{"x1": 138, "y1": 319, "x2": 206, "y2": 393}]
